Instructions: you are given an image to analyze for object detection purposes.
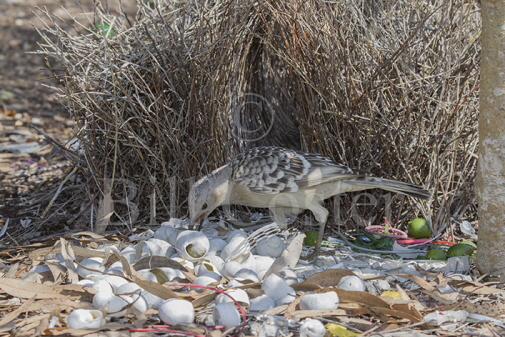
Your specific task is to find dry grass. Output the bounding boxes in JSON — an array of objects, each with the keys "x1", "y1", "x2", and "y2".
[{"x1": 34, "y1": 0, "x2": 480, "y2": 234}]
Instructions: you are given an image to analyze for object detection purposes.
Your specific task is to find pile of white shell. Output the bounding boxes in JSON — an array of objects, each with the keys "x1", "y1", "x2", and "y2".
[{"x1": 40, "y1": 219, "x2": 370, "y2": 333}]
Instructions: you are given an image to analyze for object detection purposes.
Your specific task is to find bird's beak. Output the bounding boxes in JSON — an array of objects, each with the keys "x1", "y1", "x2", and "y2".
[{"x1": 190, "y1": 212, "x2": 207, "y2": 231}]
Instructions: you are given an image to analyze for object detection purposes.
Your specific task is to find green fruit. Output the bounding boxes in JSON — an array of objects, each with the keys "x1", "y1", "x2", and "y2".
[
  {"x1": 426, "y1": 248, "x2": 446, "y2": 260},
  {"x1": 460, "y1": 240, "x2": 477, "y2": 248},
  {"x1": 304, "y1": 230, "x2": 319, "y2": 247},
  {"x1": 407, "y1": 218, "x2": 431, "y2": 238},
  {"x1": 447, "y1": 243, "x2": 476, "y2": 257}
]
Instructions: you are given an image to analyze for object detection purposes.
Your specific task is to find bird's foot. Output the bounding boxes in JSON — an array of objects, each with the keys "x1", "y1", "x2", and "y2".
[{"x1": 301, "y1": 248, "x2": 320, "y2": 261}]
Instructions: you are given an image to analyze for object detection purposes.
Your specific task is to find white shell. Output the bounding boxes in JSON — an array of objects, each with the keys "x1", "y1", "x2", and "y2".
[
  {"x1": 279, "y1": 269, "x2": 299, "y2": 285},
  {"x1": 77, "y1": 279, "x2": 95, "y2": 287},
  {"x1": 154, "y1": 224, "x2": 179, "y2": 245},
  {"x1": 193, "y1": 275, "x2": 220, "y2": 286},
  {"x1": 253, "y1": 255, "x2": 275, "y2": 278},
  {"x1": 67, "y1": 309, "x2": 105, "y2": 329},
  {"x1": 115, "y1": 282, "x2": 142, "y2": 295},
  {"x1": 213, "y1": 302, "x2": 241, "y2": 328},
  {"x1": 299, "y1": 318, "x2": 326, "y2": 337},
  {"x1": 158, "y1": 298, "x2": 195, "y2": 325},
  {"x1": 91, "y1": 279, "x2": 113, "y2": 294},
  {"x1": 77, "y1": 257, "x2": 105, "y2": 278},
  {"x1": 234, "y1": 269, "x2": 260, "y2": 282},
  {"x1": 220, "y1": 235, "x2": 249, "y2": 262},
  {"x1": 215, "y1": 288, "x2": 250, "y2": 307},
  {"x1": 201, "y1": 227, "x2": 219, "y2": 238},
  {"x1": 120, "y1": 246, "x2": 137, "y2": 264},
  {"x1": 170, "y1": 257, "x2": 194, "y2": 270},
  {"x1": 224, "y1": 253, "x2": 256, "y2": 278},
  {"x1": 226, "y1": 229, "x2": 247, "y2": 242},
  {"x1": 146, "y1": 238, "x2": 172, "y2": 256},
  {"x1": 249, "y1": 294, "x2": 275, "y2": 312},
  {"x1": 198, "y1": 271, "x2": 222, "y2": 282},
  {"x1": 175, "y1": 231, "x2": 210, "y2": 261},
  {"x1": 194, "y1": 262, "x2": 221, "y2": 277},
  {"x1": 92, "y1": 291, "x2": 132, "y2": 317},
  {"x1": 111, "y1": 282, "x2": 147, "y2": 312},
  {"x1": 108, "y1": 261, "x2": 124, "y2": 270},
  {"x1": 29, "y1": 265, "x2": 51, "y2": 273},
  {"x1": 104, "y1": 275, "x2": 129, "y2": 291},
  {"x1": 300, "y1": 292, "x2": 339, "y2": 310},
  {"x1": 158, "y1": 267, "x2": 185, "y2": 281},
  {"x1": 261, "y1": 274, "x2": 296, "y2": 305},
  {"x1": 129, "y1": 292, "x2": 149, "y2": 312},
  {"x1": 338, "y1": 275, "x2": 366, "y2": 292},
  {"x1": 208, "y1": 238, "x2": 228, "y2": 255},
  {"x1": 202, "y1": 255, "x2": 225, "y2": 273},
  {"x1": 136, "y1": 269, "x2": 159, "y2": 282},
  {"x1": 255, "y1": 236, "x2": 285, "y2": 258},
  {"x1": 226, "y1": 279, "x2": 248, "y2": 288}
]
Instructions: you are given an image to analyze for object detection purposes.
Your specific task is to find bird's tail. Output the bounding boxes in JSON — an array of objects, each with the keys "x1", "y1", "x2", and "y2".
[{"x1": 351, "y1": 176, "x2": 430, "y2": 200}]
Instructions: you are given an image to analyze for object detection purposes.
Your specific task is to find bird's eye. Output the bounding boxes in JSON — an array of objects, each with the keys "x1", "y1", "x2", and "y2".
[{"x1": 202, "y1": 202, "x2": 208, "y2": 210}]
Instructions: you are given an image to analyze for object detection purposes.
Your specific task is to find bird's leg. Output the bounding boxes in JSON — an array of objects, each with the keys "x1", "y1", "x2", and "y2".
[
  {"x1": 302, "y1": 203, "x2": 329, "y2": 260},
  {"x1": 272, "y1": 207, "x2": 289, "y2": 230}
]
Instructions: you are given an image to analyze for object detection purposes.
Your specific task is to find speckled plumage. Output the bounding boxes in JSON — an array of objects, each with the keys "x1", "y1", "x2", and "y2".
[
  {"x1": 230, "y1": 147, "x2": 359, "y2": 194},
  {"x1": 188, "y1": 146, "x2": 430, "y2": 258}
]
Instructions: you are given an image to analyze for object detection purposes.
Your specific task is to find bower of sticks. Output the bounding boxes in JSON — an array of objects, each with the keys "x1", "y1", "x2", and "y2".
[{"x1": 34, "y1": 0, "x2": 479, "y2": 237}]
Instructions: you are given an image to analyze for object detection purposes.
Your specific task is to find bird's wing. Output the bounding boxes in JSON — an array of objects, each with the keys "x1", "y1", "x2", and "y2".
[{"x1": 230, "y1": 147, "x2": 365, "y2": 194}]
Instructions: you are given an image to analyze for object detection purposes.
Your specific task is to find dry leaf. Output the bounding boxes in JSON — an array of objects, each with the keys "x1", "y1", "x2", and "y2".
[
  {"x1": 59, "y1": 239, "x2": 79, "y2": 284},
  {"x1": 435, "y1": 301, "x2": 505, "y2": 316},
  {"x1": 0, "y1": 278, "x2": 95, "y2": 301},
  {"x1": 290, "y1": 282, "x2": 321, "y2": 292},
  {"x1": 133, "y1": 256, "x2": 188, "y2": 272},
  {"x1": 289, "y1": 309, "x2": 347, "y2": 319},
  {"x1": 390, "y1": 273, "x2": 436, "y2": 291},
  {"x1": 262, "y1": 304, "x2": 289, "y2": 316},
  {"x1": 420, "y1": 289, "x2": 457, "y2": 305},
  {"x1": 134, "y1": 279, "x2": 179, "y2": 300},
  {"x1": 375, "y1": 306, "x2": 422, "y2": 323},
  {"x1": 448, "y1": 279, "x2": 505, "y2": 295},
  {"x1": 28, "y1": 246, "x2": 107, "y2": 260},
  {"x1": 284, "y1": 293, "x2": 302, "y2": 318},
  {"x1": 392, "y1": 303, "x2": 423, "y2": 321},
  {"x1": 112, "y1": 250, "x2": 140, "y2": 280},
  {"x1": 330, "y1": 288, "x2": 391, "y2": 309},
  {"x1": 45, "y1": 260, "x2": 67, "y2": 284},
  {"x1": 395, "y1": 284, "x2": 411, "y2": 301},
  {"x1": 264, "y1": 233, "x2": 305, "y2": 278},
  {"x1": 304, "y1": 269, "x2": 358, "y2": 287},
  {"x1": 191, "y1": 292, "x2": 218, "y2": 309},
  {"x1": 1, "y1": 300, "x2": 90, "y2": 334}
]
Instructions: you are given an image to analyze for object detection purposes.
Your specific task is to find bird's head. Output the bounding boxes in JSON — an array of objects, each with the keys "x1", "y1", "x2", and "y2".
[{"x1": 188, "y1": 165, "x2": 232, "y2": 230}]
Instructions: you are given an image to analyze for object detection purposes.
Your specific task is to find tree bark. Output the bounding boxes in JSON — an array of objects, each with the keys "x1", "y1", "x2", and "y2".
[{"x1": 476, "y1": 0, "x2": 505, "y2": 279}]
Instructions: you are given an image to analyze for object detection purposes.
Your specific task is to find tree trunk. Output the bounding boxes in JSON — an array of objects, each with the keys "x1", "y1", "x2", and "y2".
[{"x1": 476, "y1": 0, "x2": 505, "y2": 279}]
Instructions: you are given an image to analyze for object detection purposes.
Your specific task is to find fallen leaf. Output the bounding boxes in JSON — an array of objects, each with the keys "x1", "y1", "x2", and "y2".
[
  {"x1": 0, "y1": 298, "x2": 92, "y2": 331},
  {"x1": 448, "y1": 279, "x2": 505, "y2": 295},
  {"x1": 290, "y1": 282, "x2": 321, "y2": 292},
  {"x1": 330, "y1": 288, "x2": 391, "y2": 309},
  {"x1": 304, "y1": 269, "x2": 358, "y2": 287},
  {"x1": 264, "y1": 233, "x2": 305, "y2": 278},
  {"x1": 134, "y1": 279, "x2": 179, "y2": 300},
  {"x1": 289, "y1": 309, "x2": 347, "y2": 319},
  {"x1": 133, "y1": 256, "x2": 188, "y2": 272},
  {"x1": 0, "y1": 278, "x2": 95, "y2": 301},
  {"x1": 435, "y1": 301, "x2": 505, "y2": 316},
  {"x1": 191, "y1": 292, "x2": 218, "y2": 309},
  {"x1": 262, "y1": 304, "x2": 289, "y2": 316}
]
